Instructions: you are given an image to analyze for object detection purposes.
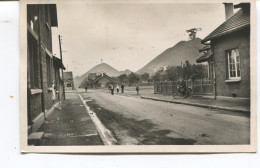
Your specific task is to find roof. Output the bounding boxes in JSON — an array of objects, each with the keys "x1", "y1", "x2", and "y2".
[
  {"x1": 63, "y1": 72, "x2": 73, "y2": 80},
  {"x1": 88, "y1": 73, "x2": 97, "y2": 80},
  {"x1": 53, "y1": 56, "x2": 66, "y2": 70},
  {"x1": 196, "y1": 50, "x2": 213, "y2": 63},
  {"x1": 92, "y1": 73, "x2": 115, "y2": 83},
  {"x1": 199, "y1": 45, "x2": 211, "y2": 53},
  {"x1": 202, "y1": 7, "x2": 250, "y2": 43}
]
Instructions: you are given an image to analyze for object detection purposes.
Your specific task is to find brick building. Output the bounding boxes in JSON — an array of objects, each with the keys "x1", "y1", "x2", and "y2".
[
  {"x1": 197, "y1": 3, "x2": 250, "y2": 98},
  {"x1": 27, "y1": 4, "x2": 65, "y2": 135},
  {"x1": 64, "y1": 71, "x2": 74, "y2": 90}
]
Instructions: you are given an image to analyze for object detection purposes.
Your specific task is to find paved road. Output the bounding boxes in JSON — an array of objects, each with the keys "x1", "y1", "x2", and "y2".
[{"x1": 80, "y1": 89, "x2": 250, "y2": 145}]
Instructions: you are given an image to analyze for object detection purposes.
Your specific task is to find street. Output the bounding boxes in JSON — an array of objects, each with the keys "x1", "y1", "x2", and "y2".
[{"x1": 79, "y1": 89, "x2": 250, "y2": 145}]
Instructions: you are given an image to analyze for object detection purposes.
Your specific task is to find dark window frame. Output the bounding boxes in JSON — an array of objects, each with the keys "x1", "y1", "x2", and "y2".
[
  {"x1": 225, "y1": 48, "x2": 241, "y2": 80},
  {"x1": 28, "y1": 32, "x2": 41, "y2": 89}
]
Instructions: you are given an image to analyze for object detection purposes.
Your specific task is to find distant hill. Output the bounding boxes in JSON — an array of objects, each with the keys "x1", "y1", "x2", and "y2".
[
  {"x1": 74, "y1": 63, "x2": 121, "y2": 88},
  {"x1": 119, "y1": 69, "x2": 132, "y2": 75},
  {"x1": 137, "y1": 38, "x2": 204, "y2": 75}
]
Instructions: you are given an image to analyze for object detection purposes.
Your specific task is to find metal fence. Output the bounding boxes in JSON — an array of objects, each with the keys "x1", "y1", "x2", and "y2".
[{"x1": 154, "y1": 79, "x2": 214, "y2": 96}]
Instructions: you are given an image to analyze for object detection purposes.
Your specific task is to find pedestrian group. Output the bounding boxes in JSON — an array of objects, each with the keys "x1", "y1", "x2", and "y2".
[
  {"x1": 107, "y1": 83, "x2": 139, "y2": 96},
  {"x1": 85, "y1": 83, "x2": 140, "y2": 96}
]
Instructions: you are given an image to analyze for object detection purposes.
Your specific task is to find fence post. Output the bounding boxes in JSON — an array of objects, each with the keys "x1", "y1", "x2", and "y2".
[
  {"x1": 154, "y1": 82, "x2": 156, "y2": 94},
  {"x1": 171, "y1": 81, "x2": 173, "y2": 96},
  {"x1": 185, "y1": 79, "x2": 188, "y2": 98},
  {"x1": 201, "y1": 79, "x2": 204, "y2": 95},
  {"x1": 165, "y1": 82, "x2": 167, "y2": 95},
  {"x1": 160, "y1": 82, "x2": 162, "y2": 94},
  {"x1": 162, "y1": 82, "x2": 164, "y2": 95},
  {"x1": 191, "y1": 79, "x2": 193, "y2": 97},
  {"x1": 213, "y1": 78, "x2": 216, "y2": 100},
  {"x1": 157, "y1": 82, "x2": 159, "y2": 94}
]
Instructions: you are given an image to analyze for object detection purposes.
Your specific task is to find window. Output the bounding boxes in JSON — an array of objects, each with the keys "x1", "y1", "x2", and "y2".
[
  {"x1": 27, "y1": 5, "x2": 39, "y2": 34},
  {"x1": 67, "y1": 84, "x2": 72, "y2": 87},
  {"x1": 28, "y1": 33, "x2": 41, "y2": 89},
  {"x1": 226, "y1": 49, "x2": 241, "y2": 80}
]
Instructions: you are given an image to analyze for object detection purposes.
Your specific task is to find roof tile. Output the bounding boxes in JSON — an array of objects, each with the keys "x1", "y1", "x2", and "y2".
[{"x1": 202, "y1": 9, "x2": 250, "y2": 43}]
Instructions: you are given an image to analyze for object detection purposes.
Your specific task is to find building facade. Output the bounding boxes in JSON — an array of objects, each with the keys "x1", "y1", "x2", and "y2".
[
  {"x1": 198, "y1": 3, "x2": 250, "y2": 98},
  {"x1": 64, "y1": 71, "x2": 74, "y2": 90},
  {"x1": 27, "y1": 4, "x2": 65, "y2": 135},
  {"x1": 92, "y1": 73, "x2": 115, "y2": 88}
]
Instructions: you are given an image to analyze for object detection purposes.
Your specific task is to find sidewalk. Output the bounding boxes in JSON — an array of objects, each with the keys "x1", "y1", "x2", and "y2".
[
  {"x1": 37, "y1": 90, "x2": 103, "y2": 146},
  {"x1": 119, "y1": 87, "x2": 250, "y2": 113}
]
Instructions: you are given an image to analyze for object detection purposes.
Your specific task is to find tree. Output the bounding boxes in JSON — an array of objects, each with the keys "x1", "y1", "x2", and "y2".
[
  {"x1": 183, "y1": 60, "x2": 192, "y2": 80},
  {"x1": 149, "y1": 60, "x2": 209, "y2": 82},
  {"x1": 127, "y1": 72, "x2": 140, "y2": 83},
  {"x1": 118, "y1": 74, "x2": 127, "y2": 83},
  {"x1": 140, "y1": 73, "x2": 150, "y2": 82},
  {"x1": 79, "y1": 78, "x2": 89, "y2": 88},
  {"x1": 151, "y1": 71, "x2": 161, "y2": 82},
  {"x1": 191, "y1": 64, "x2": 208, "y2": 80}
]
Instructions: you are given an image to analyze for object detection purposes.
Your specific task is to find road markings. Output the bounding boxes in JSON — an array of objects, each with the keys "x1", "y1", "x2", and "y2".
[{"x1": 78, "y1": 93, "x2": 117, "y2": 145}]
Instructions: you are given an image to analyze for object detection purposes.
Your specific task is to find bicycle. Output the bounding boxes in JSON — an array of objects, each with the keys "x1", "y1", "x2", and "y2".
[{"x1": 173, "y1": 84, "x2": 192, "y2": 99}]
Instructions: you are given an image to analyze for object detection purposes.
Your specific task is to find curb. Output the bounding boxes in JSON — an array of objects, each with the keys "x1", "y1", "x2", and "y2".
[
  {"x1": 140, "y1": 96, "x2": 250, "y2": 113},
  {"x1": 78, "y1": 93, "x2": 117, "y2": 145}
]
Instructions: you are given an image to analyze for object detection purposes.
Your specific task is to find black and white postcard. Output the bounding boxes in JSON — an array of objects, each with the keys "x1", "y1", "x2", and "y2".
[{"x1": 20, "y1": 0, "x2": 257, "y2": 153}]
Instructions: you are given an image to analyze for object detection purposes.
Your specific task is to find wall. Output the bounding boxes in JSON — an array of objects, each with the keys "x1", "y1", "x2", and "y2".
[
  {"x1": 27, "y1": 4, "x2": 58, "y2": 128},
  {"x1": 212, "y1": 27, "x2": 250, "y2": 98},
  {"x1": 39, "y1": 5, "x2": 54, "y2": 111}
]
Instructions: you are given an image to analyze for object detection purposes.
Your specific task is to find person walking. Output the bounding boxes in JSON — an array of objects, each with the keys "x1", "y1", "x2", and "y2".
[
  {"x1": 136, "y1": 84, "x2": 139, "y2": 95},
  {"x1": 52, "y1": 80, "x2": 56, "y2": 103},
  {"x1": 85, "y1": 85, "x2": 88, "y2": 93},
  {"x1": 111, "y1": 84, "x2": 114, "y2": 95},
  {"x1": 121, "y1": 83, "x2": 124, "y2": 94},
  {"x1": 116, "y1": 84, "x2": 119, "y2": 94}
]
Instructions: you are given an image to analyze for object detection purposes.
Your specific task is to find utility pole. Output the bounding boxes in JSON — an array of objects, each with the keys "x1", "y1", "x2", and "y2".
[{"x1": 59, "y1": 35, "x2": 66, "y2": 100}]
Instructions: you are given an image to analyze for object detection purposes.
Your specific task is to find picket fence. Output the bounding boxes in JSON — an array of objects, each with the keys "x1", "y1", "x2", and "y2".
[{"x1": 154, "y1": 79, "x2": 214, "y2": 96}]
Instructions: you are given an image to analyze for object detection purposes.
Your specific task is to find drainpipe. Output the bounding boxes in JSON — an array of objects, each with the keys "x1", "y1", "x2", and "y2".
[{"x1": 212, "y1": 44, "x2": 217, "y2": 100}]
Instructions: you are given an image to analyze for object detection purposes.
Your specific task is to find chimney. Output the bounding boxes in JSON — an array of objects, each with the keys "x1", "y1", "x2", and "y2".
[{"x1": 224, "y1": 3, "x2": 234, "y2": 20}]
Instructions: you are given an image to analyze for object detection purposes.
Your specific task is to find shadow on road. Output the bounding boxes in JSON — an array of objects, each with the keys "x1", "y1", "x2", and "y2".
[{"x1": 86, "y1": 98, "x2": 197, "y2": 145}]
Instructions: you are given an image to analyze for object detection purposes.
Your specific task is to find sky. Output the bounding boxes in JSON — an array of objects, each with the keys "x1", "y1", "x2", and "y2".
[{"x1": 51, "y1": 2, "x2": 229, "y2": 77}]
